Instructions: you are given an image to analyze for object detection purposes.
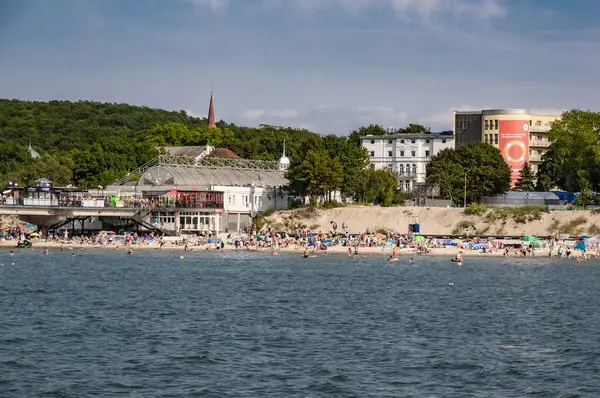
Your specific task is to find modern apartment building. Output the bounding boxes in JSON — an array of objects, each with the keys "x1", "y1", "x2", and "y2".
[
  {"x1": 454, "y1": 109, "x2": 561, "y2": 183},
  {"x1": 361, "y1": 132, "x2": 455, "y2": 191}
]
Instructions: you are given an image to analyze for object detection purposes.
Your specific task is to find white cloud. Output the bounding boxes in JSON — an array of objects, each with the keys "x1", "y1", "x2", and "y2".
[
  {"x1": 185, "y1": 0, "x2": 506, "y2": 19},
  {"x1": 185, "y1": 0, "x2": 229, "y2": 10},
  {"x1": 241, "y1": 109, "x2": 266, "y2": 119},
  {"x1": 269, "y1": 108, "x2": 300, "y2": 118}
]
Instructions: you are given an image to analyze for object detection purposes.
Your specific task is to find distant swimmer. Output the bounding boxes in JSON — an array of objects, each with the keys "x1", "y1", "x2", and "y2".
[
  {"x1": 127, "y1": 248, "x2": 133, "y2": 256},
  {"x1": 387, "y1": 255, "x2": 399, "y2": 262},
  {"x1": 347, "y1": 247, "x2": 353, "y2": 257},
  {"x1": 9, "y1": 251, "x2": 14, "y2": 257},
  {"x1": 71, "y1": 252, "x2": 76, "y2": 257},
  {"x1": 44, "y1": 247, "x2": 49, "y2": 256},
  {"x1": 303, "y1": 249, "x2": 309, "y2": 259}
]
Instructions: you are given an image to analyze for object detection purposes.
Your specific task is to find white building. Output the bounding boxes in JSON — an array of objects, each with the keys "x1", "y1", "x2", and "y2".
[
  {"x1": 361, "y1": 133, "x2": 455, "y2": 191},
  {"x1": 104, "y1": 146, "x2": 291, "y2": 234}
]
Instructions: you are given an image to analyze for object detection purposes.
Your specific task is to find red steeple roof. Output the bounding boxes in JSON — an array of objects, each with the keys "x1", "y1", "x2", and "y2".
[{"x1": 207, "y1": 92, "x2": 216, "y2": 129}]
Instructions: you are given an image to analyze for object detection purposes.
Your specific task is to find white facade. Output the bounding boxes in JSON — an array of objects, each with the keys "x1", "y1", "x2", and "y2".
[{"x1": 361, "y1": 134, "x2": 455, "y2": 191}]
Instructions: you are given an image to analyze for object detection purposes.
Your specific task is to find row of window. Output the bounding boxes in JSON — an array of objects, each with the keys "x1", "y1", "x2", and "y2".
[
  {"x1": 227, "y1": 194, "x2": 263, "y2": 206},
  {"x1": 484, "y1": 119, "x2": 552, "y2": 131},
  {"x1": 370, "y1": 150, "x2": 431, "y2": 157},
  {"x1": 484, "y1": 134, "x2": 499, "y2": 144},
  {"x1": 484, "y1": 134, "x2": 547, "y2": 144},
  {"x1": 369, "y1": 138, "x2": 447, "y2": 145}
]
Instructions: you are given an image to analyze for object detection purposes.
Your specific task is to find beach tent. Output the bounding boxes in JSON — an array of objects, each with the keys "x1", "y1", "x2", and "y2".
[
  {"x1": 574, "y1": 241, "x2": 586, "y2": 251},
  {"x1": 414, "y1": 236, "x2": 425, "y2": 242},
  {"x1": 523, "y1": 236, "x2": 538, "y2": 242},
  {"x1": 386, "y1": 239, "x2": 395, "y2": 246},
  {"x1": 531, "y1": 241, "x2": 546, "y2": 249}
]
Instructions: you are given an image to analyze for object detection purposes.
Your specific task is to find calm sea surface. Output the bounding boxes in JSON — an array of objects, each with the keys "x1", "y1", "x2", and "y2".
[{"x1": 1, "y1": 249, "x2": 600, "y2": 397}]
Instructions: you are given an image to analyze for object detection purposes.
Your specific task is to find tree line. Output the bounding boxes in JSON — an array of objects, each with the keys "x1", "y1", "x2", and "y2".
[
  {"x1": 0, "y1": 100, "x2": 405, "y2": 205},
  {"x1": 1, "y1": 100, "x2": 596, "y2": 206}
]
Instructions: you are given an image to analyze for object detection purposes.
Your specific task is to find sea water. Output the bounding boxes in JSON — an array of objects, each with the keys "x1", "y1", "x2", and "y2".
[{"x1": 1, "y1": 250, "x2": 600, "y2": 397}]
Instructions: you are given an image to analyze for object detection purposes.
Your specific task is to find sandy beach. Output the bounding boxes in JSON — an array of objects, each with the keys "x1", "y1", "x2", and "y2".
[{"x1": 0, "y1": 239, "x2": 588, "y2": 259}]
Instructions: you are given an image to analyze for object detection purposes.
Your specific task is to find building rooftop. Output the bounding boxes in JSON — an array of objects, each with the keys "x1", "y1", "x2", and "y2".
[
  {"x1": 455, "y1": 109, "x2": 563, "y2": 117},
  {"x1": 361, "y1": 133, "x2": 454, "y2": 140},
  {"x1": 160, "y1": 146, "x2": 208, "y2": 159},
  {"x1": 139, "y1": 165, "x2": 287, "y2": 189}
]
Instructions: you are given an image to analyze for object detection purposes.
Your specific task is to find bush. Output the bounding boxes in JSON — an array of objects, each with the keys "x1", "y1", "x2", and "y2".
[
  {"x1": 588, "y1": 223, "x2": 600, "y2": 235},
  {"x1": 320, "y1": 200, "x2": 345, "y2": 210},
  {"x1": 464, "y1": 203, "x2": 488, "y2": 215},
  {"x1": 452, "y1": 220, "x2": 473, "y2": 234}
]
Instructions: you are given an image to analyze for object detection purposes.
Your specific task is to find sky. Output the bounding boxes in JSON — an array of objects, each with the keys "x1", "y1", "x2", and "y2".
[{"x1": 1, "y1": 0, "x2": 599, "y2": 134}]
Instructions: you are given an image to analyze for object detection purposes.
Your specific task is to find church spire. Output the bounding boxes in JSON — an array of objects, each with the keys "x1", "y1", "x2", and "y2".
[{"x1": 207, "y1": 91, "x2": 216, "y2": 129}]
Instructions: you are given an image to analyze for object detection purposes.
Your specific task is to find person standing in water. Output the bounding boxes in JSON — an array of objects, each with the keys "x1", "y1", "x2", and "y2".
[
  {"x1": 127, "y1": 248, "x2": 133, "y2": 256},
  {"x1": 43, "y1": 247, "x2": 49, "y2": 256}
]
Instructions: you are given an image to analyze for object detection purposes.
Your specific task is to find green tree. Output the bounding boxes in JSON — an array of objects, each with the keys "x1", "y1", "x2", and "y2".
[
  {"x1": 399, "y1": 123, "x2": 431, "y2": 134},
  {"x1": 536, "y1": 110, "x2": 600, "y2": 192},
  {"x1": 426, "y1": 142, "x2": 510, "y2": 205},
  {"x1": 348, "y1": 124, "x2": 388, "y2": 147},
  {"x1": 287, "y1": 150, "x2": 343, "y2": 203},
  {"x1": 514, "y1": 162, "x2": 535, "y2": 191}
]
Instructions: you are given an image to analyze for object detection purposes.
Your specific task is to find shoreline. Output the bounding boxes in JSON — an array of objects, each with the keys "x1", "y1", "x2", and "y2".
[{"x1": 0, "y1": 240, "x2": 588, "y2": 258}]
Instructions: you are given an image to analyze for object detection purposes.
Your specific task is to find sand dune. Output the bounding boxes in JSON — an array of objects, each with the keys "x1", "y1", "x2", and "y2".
[{"x1": 265, "y1": 206, "x2": 598, "y2": 237}]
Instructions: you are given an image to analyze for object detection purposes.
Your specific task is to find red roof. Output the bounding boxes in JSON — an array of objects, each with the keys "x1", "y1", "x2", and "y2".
[{"x1": 211, "y1": 148, "x2": 240, "y2": 158}]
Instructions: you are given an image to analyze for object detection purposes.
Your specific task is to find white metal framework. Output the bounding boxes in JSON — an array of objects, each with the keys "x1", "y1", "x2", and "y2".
[{"x1": 114, "y1": 155, "x2": 280, "y2": 186}]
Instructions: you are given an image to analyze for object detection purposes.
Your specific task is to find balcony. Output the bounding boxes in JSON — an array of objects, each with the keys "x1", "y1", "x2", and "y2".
[
  {"x1": 529, "y1": 124, "x2": 552, "y2": 132},
  {"x1": 529, "y1": 153, "x2": 543, "y2": 162},
  {"x1": 397, "y1": 172, "x2": 418, "y2": 179},
  {"x1": 529, "y1": 139, "x2": 549, "y2": 148}
]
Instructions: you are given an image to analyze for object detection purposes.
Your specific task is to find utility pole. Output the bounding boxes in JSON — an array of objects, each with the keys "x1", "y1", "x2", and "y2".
[{"x1": 463, "y1": 171, "x2": 467, "y2": 208}]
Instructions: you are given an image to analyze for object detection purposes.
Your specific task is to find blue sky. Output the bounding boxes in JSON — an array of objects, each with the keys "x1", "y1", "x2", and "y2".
[{"x1": 1, "y1": 0, "x2": 599, "y2": 134}]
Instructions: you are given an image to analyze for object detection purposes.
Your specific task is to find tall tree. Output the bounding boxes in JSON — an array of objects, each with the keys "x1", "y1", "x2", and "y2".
[
  {"x1": 398, "y1": 123, "x2": 431, "y2": 134},
  {"x1": 286, "y1": 150, "x2": 343, "y2": 204},
  {"x1": 514, "y1": 162, "x2": 535, "y2": 191},
  {"x1": 536, "y1": 110, "x2": 600, "y2": 192},
  {"x1": 426, "y1": 142, "x2": 511, "y2": 204}
]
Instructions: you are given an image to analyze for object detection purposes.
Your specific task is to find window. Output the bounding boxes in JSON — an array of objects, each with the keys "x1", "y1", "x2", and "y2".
[
  {"x1": 411, "y1": 151, "x2": 415, "y2": 157},
  {"x1": 388, "y1": 151, "x2": 392, "y2": 157},
  {"x1": 425, "y1": 150, "x2": 430, "y2": 157},
  {"x1": 412, "y1": 164, "x2": 417, "y2": 174},
  {"x1": 228, "y1": 195, "x2": 232, "y2": 204},
  {"x1": 442, "y1": 139, "x2": 446, "y2": 143},
  {"x1": 370, "y1": 151, "x2": 374, "y2": 156},
  {"x1": 537, "y1": 135, "x2": 542, "y2": 140},
  {"x1": 400, "y1": 139, "x2": 405, "y2": 144},
  {"x1": 494, "y1": 134, "x2": 499, "y2": 144},
  {"x1": 400, "y1": 151, "x2": 404, "y2": 156},
  {"x1": 484, "y1": 120, "x2": 489, "y2": 130},
  {"x1": 388, "y1": 139, "x2": 393, "y2": 144},
  {"x1": 399, "y1": 164, "x2": 404, "y2": 174},
  {"x1": 405, "y1": 181, "x2": 410, "y2": 190},
  {"x1": 411, "y1": 140, "x2": 415, "y2": 144},
  {"x1": 370, "y1": 139, "x2": 375, "y2": 144},
  {"x1": 386, "y1": 164, "x2": 392, "y2": 172},
  {"x1": 426, "y1": 139, "x2": 430, "y2": 143},
  {"x1": 494, "y1": 120, "x2": 499, "y2": 129},
  {"x1": 484, "y1": 134, "x2": 488, "y2": 143}
]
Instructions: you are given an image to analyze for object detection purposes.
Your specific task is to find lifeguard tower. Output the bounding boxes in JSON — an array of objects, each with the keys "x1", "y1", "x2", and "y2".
[{"x1": 408, "y1": 216, "x2": 420, "y2": 233}]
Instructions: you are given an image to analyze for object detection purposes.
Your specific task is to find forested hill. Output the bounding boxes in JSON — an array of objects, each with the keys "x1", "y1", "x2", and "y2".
[
  {"x1": 0, "y1": 99, "x2": 205, "y2": 150},
  {"x1": 0, "y1": 99, "x2": 377, "y2": 191}
]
